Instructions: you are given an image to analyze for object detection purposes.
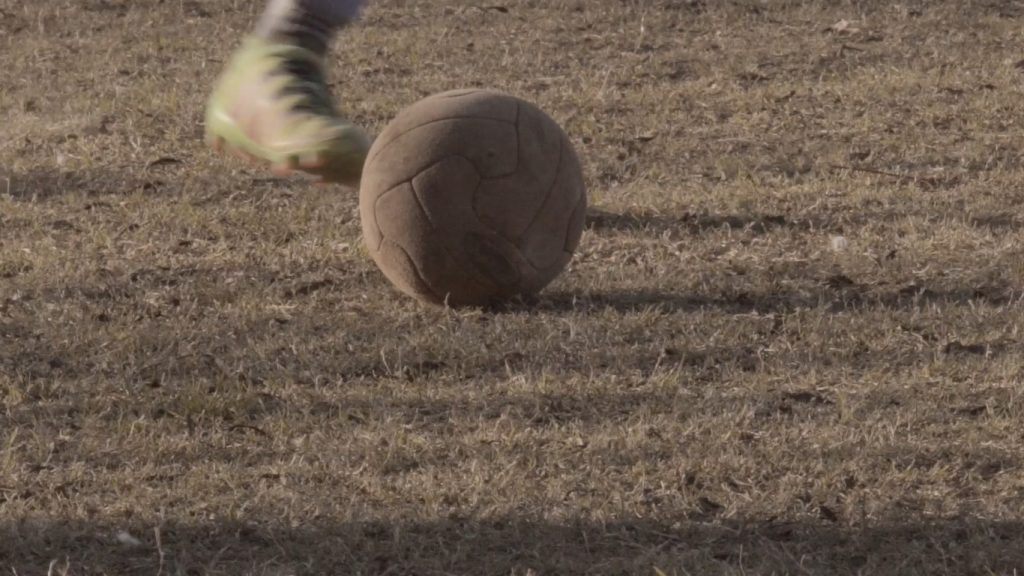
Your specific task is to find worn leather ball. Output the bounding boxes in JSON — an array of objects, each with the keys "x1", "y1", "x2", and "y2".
[{"x1": 359, "y1": 89, "x2": 586, "y2": 306}]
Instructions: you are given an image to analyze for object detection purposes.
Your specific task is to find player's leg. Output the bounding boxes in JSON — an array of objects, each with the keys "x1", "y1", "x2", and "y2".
[
  {"x1": 205, "y1": 0, "x2": 370, "y2": 185},
  {"x1": 255, "y1": 0, "x2": 365, "y2": 54}
]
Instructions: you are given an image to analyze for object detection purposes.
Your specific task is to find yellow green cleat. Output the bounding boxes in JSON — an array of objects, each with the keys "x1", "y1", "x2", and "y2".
[{"x1": 205, "y1": 36, "x2": 370, "y2": 185}]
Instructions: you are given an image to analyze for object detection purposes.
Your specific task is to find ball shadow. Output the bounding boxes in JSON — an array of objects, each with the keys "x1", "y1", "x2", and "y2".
[
  {"x1": 484, "y1": 208, "x2": 1018, "y2": 316},
  {"x1": 585, "y1": 207, "x2": 808, "y2": 236}
]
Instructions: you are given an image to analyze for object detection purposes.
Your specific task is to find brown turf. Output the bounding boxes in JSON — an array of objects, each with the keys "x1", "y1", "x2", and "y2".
[{"x1": 6, "y1": 2, "x2": 1024, "y2": 575}]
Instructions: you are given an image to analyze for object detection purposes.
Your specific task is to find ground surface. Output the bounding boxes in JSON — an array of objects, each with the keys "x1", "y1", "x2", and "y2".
[{"x1": 3, "y1": 0, "x2": 1024, "y2": 574}]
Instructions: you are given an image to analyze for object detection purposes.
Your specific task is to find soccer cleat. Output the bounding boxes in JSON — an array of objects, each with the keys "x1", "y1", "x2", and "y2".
[{"x1": 205, "y1": 36, "x2": 370, "y2": 185}]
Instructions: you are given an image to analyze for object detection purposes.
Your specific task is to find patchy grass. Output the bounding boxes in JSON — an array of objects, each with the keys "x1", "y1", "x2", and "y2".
[{"x1": 4, "y1": 0, "x2": 1024, "y2": 574}]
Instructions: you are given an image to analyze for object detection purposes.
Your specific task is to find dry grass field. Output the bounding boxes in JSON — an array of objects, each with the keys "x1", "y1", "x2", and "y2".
[{"x1": 4, "y1": 0, "x2": 1024, "y2": 574}]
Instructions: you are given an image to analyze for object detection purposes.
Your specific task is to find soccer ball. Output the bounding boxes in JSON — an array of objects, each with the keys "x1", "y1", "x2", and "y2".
[{"x1": 359, "y1": 89, "x2": 587, "y2": 306}]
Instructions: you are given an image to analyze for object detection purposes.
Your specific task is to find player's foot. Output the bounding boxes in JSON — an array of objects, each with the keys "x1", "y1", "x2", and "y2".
[{"x1": 204, "y1": 36, "x2": 370, "y2": 185}]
